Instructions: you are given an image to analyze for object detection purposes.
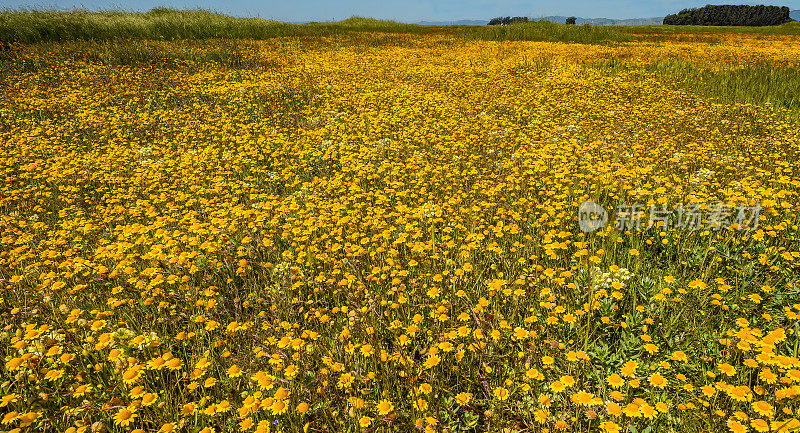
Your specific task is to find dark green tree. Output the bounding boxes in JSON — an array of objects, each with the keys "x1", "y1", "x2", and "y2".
[{"x1": 663, "y1": 4, "x2": 792, "y2": 26}]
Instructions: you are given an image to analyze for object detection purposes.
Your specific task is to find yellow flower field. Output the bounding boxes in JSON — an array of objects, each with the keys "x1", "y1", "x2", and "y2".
[{"x1": 1, "y1": 33, "x2": 800, "y2": 432}]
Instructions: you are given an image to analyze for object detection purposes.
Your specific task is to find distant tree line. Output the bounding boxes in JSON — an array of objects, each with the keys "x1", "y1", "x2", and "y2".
[
  {"x1": 663, "y1": 4, "x2": 793, "y2": 26},
  {"x1": 487, "y1": 16, "x2": 529, "y2": 25}
]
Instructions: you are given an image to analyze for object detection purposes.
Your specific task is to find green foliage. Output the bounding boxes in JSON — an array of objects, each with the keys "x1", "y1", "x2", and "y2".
[
  {"x1": 0, "y1": 8, "x2": 443, "y2": 43},
  {"x1": 663, "y1": 4, "x2": 793, "y2": 26},
  {"x1": 487, "y1": 16, "x2": 529, "y2": 26},
  {"x1": 586, "y1": 58, "x2": 800, "y2": 111},
  {"x1": 1, "y1": 8, "x2": 799, "y2": 46}
]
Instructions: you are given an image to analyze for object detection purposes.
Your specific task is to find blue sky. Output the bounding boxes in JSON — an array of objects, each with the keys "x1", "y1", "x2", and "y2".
[{"x1": 1, "y1": 0, "x2": 798, "y2": 21}]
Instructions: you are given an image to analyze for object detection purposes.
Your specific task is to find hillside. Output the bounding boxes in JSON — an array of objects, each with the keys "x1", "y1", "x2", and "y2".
[
  {"x1": 539, "y1": 16, "x2": 664, "y2": 26},
  {"x1": 415, "y1": 19, "x2": 487, "y2": 25},
  {"x1": 1, "y1": 8, "x2": 799, "y2": 44}
]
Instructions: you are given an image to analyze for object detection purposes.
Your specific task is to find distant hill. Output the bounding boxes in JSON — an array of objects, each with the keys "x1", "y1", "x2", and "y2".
[
  {"x1": 416, "y1": 11, "x2": 796, "y2": 27},
  {"x1": 415, "y1": 20, "x2": 488, "y2": 25},
  {"x1": 417, "y1": 17, "x2": 662, "y2": 26},
  {"x1": 538, "y1": 16, "x2": 664, "y2": 26}
]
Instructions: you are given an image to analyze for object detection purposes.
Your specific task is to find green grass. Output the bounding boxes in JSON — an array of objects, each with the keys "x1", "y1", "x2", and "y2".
[
  {"x1": 461, "y1": 20, "x2": 632, "y2": 44},
  {"x1": 0, "y1": 8, "x2": 445, "y2": 43},
  {"x1": 2, "y1": 8, "x2": 798, "y2": 45},
  {"x1": 586, "y1": 58, "x2": 800, "y2": 111},
  {"x1": 621, "y1": 21, "x2": 800, "y2": 43},
  {"x1": 0, "y1": 9, "x2": 631, "y2": 45},
  {"x1": 682, "y1": 64, "x2": 800, "y2": 110},
  {"x1": 625, "y1": 20, "x2": 800, "y2": 36}
]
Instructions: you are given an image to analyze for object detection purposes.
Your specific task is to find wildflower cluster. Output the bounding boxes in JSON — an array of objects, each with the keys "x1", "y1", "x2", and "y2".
[{"x1": 0, "y1": 34, "x2": 799, "y2": 432}]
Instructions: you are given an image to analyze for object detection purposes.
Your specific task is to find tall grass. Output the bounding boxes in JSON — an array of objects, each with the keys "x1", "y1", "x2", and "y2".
[
  {"x1": 2, "y1": 8, "x2": 798, "y2": 45},
  {"x1": 626, "y1": 20, "x2": 800, "y2": 36},
  {"x1": 0, "y1": 9, "x2": 443, "y2": 43},
  {"x1": 461, "y1": 20, "x2": 632, "y2": 44},
  {"x1": 689, "y1": 65, "x2": 800, "y2": 110},
  {"x1": 587, "y1": 58, "x2": 800, "y2": 110}
]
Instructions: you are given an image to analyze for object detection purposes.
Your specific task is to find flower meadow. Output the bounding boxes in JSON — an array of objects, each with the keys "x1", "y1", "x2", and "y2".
[{"x1": 1, "y1": 33, "x2": 800, "y2": 433}]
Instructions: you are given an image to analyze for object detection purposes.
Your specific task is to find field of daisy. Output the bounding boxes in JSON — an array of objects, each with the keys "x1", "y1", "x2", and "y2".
[{"x1": 1, "y1": 16, "x2": 800, "y2": 433}]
